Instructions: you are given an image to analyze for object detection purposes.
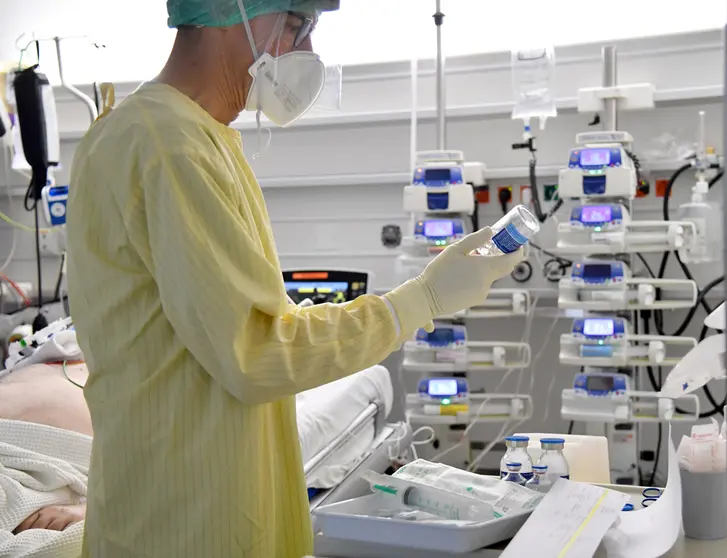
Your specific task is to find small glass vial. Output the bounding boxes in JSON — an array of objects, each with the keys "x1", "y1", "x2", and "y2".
[
  {"x1": 500, "y1": 436, "x2": 533, "y2": 480},
  {"x1": 477, "y1": 205, "x2": 540, "y2": 256},
  {"x1": 525, "y1": 465, "x2": 553, "y2": 493},
  {"x1": 537, "y1": 438, "x2": 570, "y2": 482},
  {"x1": 502, "y1": 462, "x2": 527, "y2": 486}
]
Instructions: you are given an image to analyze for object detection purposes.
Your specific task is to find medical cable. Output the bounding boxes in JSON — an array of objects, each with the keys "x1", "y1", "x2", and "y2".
[
  {"x1": 1, "y1": 146, "x2": 18, "y2": 273},
  {"x1": 467, "y1": 305, "x2": 558, "y2": 472},
  {"x1": 62, "y1": 360, "x2": 85, "y2": 389},
  {"x1": 0, "y1": 272, "x2": 30, "y2": 306},
  {"x1": 432, "y1": 295, "x2": 539, "y2": 466},
  {"x1": 386, "y1": 424, "x2": 435, "y2": 464},
  {"x1": 654, "y1": 165, "x2": 723, "y2": 335}
]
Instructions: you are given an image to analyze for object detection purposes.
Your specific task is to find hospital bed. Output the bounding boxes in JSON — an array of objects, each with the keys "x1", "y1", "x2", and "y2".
[{"x1": 299, "y1": 365, "x2": 411, "y2": 514}]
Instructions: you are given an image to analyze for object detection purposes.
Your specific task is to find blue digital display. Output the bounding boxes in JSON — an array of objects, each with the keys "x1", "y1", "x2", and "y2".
[
  {"x1": 580, "y1": 148, "x2": 611, "y2": 166},
  {"x1": 581, "y1": 206, "x2": 612, "y2": 223},
  {"x1": 424, "y1": 220, "x2": 454, "y2": 237},
  {"x1": 584, "y1": 319, "x2": 614, "y2": 337},
  {"x1": 425, "y1": 168, "x2": 452, "y2": 182},
  {"x1": 428, "y1": 379, "x2": 458, "y2": 396}
]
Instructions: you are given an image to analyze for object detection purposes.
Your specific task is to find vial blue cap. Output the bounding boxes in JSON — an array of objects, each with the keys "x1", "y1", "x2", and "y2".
[
  {"x1": 532, "y1": 465, "x2": 548, "y2": 471},
  {"x1": 505, "y1": 436, "x2": 530, "y2": 442},
  {"x1": 622, "y1": 504, "x2": 634, "y2": 512},
  {"x1": 506, "y1": 462, "x2": 522, "y2": 468}
]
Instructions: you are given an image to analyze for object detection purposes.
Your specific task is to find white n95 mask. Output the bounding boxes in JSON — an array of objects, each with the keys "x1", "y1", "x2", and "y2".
[{"x1": 245, "y1": 51, "x2": 326, "y2": 127}]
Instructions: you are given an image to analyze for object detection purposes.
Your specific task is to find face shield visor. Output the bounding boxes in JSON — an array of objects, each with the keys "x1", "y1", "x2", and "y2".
[{"x1": 168, "y1": 0, "x2": 342, "y2": 128}]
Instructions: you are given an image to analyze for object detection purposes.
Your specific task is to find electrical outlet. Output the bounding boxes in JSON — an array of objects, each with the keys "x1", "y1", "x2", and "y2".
[{"x1": 544, "y1": 184, "x2": 559, "y2": 201}]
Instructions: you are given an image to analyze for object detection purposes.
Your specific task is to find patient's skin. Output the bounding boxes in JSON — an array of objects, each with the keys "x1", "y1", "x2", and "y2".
[
  {"x1": 0, "y1": 363, "x2": 92, "y2": 436},
  {"x1": 13, "y1": 503, "x2": 86, "y2": 534},
  {"x1": 1, "y1": 364, "x2": 91, "y2": 532}
]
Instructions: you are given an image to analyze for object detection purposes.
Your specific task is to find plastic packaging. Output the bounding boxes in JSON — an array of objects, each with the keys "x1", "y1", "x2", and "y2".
[
  {"x1": 536, "y1": 438, "x2": 570, "y2": 482},
  {"x1": 502, "y1": 463, "x2": 527, "y2": 486},
  {"x1": 500, "y1": 436, "x2": 533, "y2": 480},
  {"x1": 510, "y1": 47, "x2": 557, "y2": 130},
  {"x1": 477, "y1": 205, "x2": 539, "y2": 256},
  {"x1": 525, "y1": 465, "x2": 553, "y2": 494},
  {"x1": 392, "y1": 459, "x2": 543, "y2": 518},
  {"x1": 677, "y1": 420, "x2": 727, "y2": 473},
  {"x1": 363, "y1": 470, "x2": 494, "y2": 522}
]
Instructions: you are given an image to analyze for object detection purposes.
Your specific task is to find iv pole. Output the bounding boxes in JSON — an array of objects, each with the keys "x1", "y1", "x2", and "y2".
[{"x1": 434, "y1": 0, "x2": 446, "y2": 150}]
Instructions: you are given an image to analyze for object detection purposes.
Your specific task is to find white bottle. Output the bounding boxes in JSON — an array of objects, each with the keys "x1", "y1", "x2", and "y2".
[
  {"x1": 537, "y1": 438, "x2": 570, "y2": 482},
  {"x1": 477, "y1": 205, "x2": 540, "y2": 256},
  {"x1": 500, "y1": 436, "x2": 533, "y2": 480}
]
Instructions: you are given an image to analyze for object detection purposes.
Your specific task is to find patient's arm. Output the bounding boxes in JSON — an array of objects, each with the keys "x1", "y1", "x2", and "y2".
[
  {"x1": 13, "y1": 503, "x2": 86, "y2": 533},
  {"x1": 0, "y1": 363, "x2": 92, "y2": 436}
]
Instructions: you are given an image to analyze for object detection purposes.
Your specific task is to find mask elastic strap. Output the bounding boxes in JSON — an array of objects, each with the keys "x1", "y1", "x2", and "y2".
[
  {"x1": 235, "y1": 0, "x2": 260, "y2": 60},
  {"x1": 252, "y1": 109, "x2": 272, "y2": 159}
]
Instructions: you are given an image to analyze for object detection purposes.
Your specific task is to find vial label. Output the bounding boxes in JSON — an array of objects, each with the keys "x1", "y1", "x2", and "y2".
[
  {"x1": 501, "y1": 471, "x2": 533, "y2": 480},
  {"x1": 492, "y1": 223, "x2": 528, "y2": 254}
]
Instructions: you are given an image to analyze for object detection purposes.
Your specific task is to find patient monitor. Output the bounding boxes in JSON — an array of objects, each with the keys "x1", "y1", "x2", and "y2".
[{"x1": 282, "y1": 269, "x2": 372, "y2": 305}]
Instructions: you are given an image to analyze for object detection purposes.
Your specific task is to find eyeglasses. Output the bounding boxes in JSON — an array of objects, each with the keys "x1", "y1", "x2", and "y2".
[{"x1": 288, "y1": 11, "x2": 317, "y2": 48}]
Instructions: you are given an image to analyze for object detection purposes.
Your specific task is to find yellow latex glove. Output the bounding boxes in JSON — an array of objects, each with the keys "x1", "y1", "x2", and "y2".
[{"x1": 384, "y1": 227, "x2": 524, "y2": 339}]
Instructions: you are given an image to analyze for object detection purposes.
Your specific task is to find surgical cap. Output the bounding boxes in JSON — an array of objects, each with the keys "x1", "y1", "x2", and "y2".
[{"x1": 167, "y1": 0, "x2": 340, "y2": 28}]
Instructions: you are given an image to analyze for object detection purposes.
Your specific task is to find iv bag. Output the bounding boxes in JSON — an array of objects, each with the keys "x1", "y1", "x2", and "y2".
[{"x1": 511, "y1": 47, "x2": 557, "y2": 129}]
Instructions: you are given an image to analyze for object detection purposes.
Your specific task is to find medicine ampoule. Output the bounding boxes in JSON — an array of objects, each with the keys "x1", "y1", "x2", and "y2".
[{"x1": 477, "y1": 205, "x2": 540, "y2": 256}]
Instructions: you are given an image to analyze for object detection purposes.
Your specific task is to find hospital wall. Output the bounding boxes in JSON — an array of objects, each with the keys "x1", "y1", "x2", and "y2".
[{"x1": 0, "y1": 29, "x2": 725, "y2": 482}]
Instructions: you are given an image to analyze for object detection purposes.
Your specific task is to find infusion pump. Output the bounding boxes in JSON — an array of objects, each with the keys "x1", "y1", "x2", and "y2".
[
  {"x1": 403, "y1": 150, "x2": 480, "y2": 214},
  {"x1": 561, "y1": 371, "x2": 700, "y2": 423},
  {"x1": 559, "y1": 317, "x2": 696, "y2": 367},
  {"x1": 556, "y1": 204, "x2": 697, "y2": 255},
  {"x1": 558, "y1": 260, "x2": 697, "y2": 311},
  {"x1": 558, "y1": 132, "x2": 637, "y2": 199}
]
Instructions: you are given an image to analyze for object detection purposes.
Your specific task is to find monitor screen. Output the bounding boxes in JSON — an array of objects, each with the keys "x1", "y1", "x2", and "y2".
[
  {"x1": 586, "y1": 375, "x2": 615, "y2": 392},
  {"x1": 582, "y1": 264, "x2": 613, "y2": 279},
  {"x1": 581, "y1": 206, "x2": 612, "y2": 223},
  {"x1": 580, "y1": 148, "x2": 611, "y2": 167},
  {"x1": 428, "y1": 379, "x2": 458, "y2": 397},
  {"x1": 583, "y1": 319, "x2": 615, "y2": 337},
  {"x1": 284, "y1": 281, "x2": 348, "y2": 304},
  {"x1": 424, "y1": 220, "x2": 454, "y2": 237},
  {"x1": 424, "y1": 168, "x2": 452, "y2": 182}
]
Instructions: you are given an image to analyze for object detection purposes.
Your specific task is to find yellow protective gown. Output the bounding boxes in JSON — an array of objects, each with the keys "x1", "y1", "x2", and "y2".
[{"x1": 66, "y1": 83, "x2": 428, "y2": 558}]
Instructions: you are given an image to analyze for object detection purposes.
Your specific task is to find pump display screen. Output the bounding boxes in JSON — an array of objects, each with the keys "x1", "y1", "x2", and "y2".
[
  {"x1": 428, "y1": 379, "x2": 458, "y2": 397},
  {"x1": 586, "y1": 375, "x2": 615, "y2": 392},
  {"x1": 583, "y1": 264, "x2": 613, "y2": 279},
  {"x1": 580, "y1": 148, "x2": 611, "y2": 167},
  {"x1": 583, "y1": 319, "x2": 615, "y2": 337},
  {"x1": 424, "y1": 168, "x2": 452, "y2": 182},
  {"x1": 424, "y1": 220, "x2": 454, "y2": 237},
  {"x1": 586, "y1": 376, "x2": 614, "y2": 391},
  {"x1": 581, "y1": 206, "x2": 612, "y2": 223}
]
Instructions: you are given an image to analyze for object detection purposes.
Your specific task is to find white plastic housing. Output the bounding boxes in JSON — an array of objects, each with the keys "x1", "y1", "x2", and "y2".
[
  {"x1": 559, "y1": 333, "x2": 697, "y2": 367},
  {"x1": 577, "y1": 83, "x2": 655, "y2": 113},
  {"x1": 561, "y1": 389, "x2": 699, "y2": 423},
  {"x1": 402, "y1": 341, "x2": 531, "y2": 372},
  {"x1": 406, "y1": 393, "x2": 533, "y2": 425},
  {"x1": 558, "y1": 277, "x2": 698, "y2": 311},
  {"x1": 403, "y1": 183, "x2": 475, "y2": 214}
]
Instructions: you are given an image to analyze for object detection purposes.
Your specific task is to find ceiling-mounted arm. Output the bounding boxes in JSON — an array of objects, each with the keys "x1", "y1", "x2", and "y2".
[{"x1": 54, "y1": 36, "x2": 98, "y2": 124}]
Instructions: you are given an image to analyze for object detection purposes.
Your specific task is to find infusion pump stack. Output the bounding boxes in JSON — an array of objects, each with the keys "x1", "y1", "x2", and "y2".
[{"x1": 554, "y1": 51, "x2": 720, "y2": 485}]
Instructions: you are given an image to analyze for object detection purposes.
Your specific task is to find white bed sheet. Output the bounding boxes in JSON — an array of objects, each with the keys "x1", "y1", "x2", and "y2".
[{"x1": 297, "y1": 365, "x2": 393, "y2": 488}]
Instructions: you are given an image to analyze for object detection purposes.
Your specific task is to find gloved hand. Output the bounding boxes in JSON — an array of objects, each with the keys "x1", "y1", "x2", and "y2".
[{"x1": 383, "y1": 227, "x2": 524, "y2": 339}]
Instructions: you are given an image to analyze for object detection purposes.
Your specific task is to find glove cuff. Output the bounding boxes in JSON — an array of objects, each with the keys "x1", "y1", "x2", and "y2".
[{"x1": 383, "y1": 278, "x2": 435, "y2": 341}]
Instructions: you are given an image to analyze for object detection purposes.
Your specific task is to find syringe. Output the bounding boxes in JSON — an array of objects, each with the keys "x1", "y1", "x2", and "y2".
[{"x1": 362, "y1": 470, "x2": 494, "y2": 522}]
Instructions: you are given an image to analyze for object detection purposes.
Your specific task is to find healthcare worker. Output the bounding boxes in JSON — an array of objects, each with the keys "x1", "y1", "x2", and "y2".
[{"x1": 66, "y1": 1, "x2": 524, "y2": 556}]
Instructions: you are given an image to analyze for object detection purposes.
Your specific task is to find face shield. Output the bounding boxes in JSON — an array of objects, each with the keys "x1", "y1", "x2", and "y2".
[{"x1": 168, "y1": 0, "x2": 342, "y2": 128}]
